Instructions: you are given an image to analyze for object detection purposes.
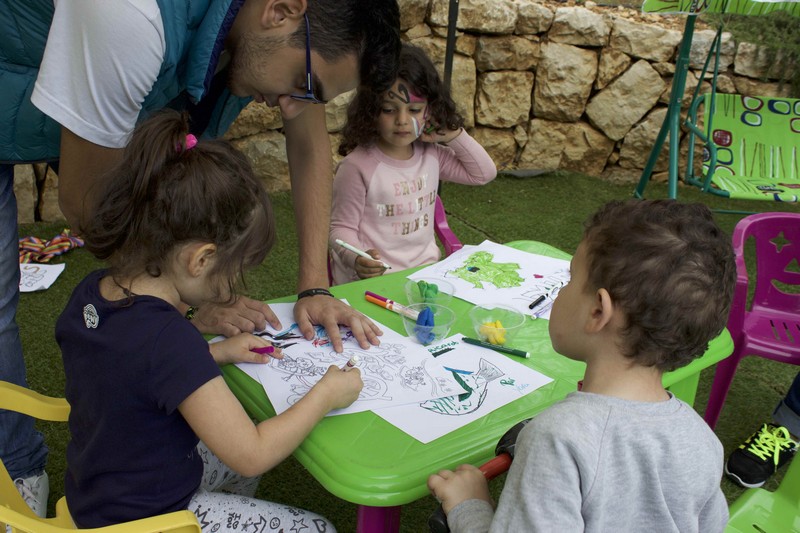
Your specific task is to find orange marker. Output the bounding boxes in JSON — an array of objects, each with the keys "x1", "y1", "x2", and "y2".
[{"x1": 364, "y1": 293, "x2": 419, "y2": 320}]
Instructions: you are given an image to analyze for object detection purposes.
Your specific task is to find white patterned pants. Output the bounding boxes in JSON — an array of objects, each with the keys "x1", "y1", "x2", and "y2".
[{"x1": 187, "y1": 442, "x2": 335, "y2": 532}]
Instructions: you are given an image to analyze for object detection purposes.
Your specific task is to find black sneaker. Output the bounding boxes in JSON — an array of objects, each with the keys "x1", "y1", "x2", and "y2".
[{"x1": 725, "y1": 423, "x2": 798, "y2": 488}]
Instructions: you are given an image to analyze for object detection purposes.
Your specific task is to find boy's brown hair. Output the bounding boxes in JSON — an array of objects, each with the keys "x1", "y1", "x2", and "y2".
[{"x1": 582, "y1": 199, "x2": 736, "y2": 372}]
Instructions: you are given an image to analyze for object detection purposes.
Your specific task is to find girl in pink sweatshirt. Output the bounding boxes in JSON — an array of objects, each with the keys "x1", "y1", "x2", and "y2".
[{"x1": 329, "y1": 44, "x2": 497, "y2": 285}]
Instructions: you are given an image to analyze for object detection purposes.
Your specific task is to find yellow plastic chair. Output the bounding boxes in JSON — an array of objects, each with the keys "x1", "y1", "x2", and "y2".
[
  {"x1": 0, "y1": 381, "x2": 201, "y2": 532},
  {"x1": 726, "y1": 452, "x2": 800, "y2": 532}
]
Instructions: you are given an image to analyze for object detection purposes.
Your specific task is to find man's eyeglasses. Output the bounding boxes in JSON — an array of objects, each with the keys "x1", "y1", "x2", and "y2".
[{"x1": 290, "y1": 14, "x2": 327, "y2": 105}]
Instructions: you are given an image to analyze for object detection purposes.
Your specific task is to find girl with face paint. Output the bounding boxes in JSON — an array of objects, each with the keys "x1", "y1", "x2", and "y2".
[{"x1": 329, "y1": 44, "x2": 497, "y2": 285}]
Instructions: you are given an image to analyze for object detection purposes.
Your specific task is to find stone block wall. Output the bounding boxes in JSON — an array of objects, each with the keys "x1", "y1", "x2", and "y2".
[{"x1": 14, "y1": 0, "x2": 794, "y2": 224}]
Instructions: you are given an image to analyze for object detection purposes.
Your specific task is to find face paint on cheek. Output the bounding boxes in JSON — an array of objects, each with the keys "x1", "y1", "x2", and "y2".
[{"x1": 409, "y1": 89, "x2": 426, "y2": 138}]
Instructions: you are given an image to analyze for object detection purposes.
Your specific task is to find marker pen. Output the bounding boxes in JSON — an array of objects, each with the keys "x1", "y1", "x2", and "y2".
[
  {"x1": 461, "y1": 337, "x2": 530, "y2": 359},
  {"x1": 251, "y1": 345, "x2": 275, "y2": 355},
  {"x1": 365, "y1": 294, "x2": 419, "y2": 320},
  {"x1": 529, "y1": 295, "x2": 546, "y2": 310},
  {"x1": 334, "y1": 239, "x2": 391, "y2": 270},
  {"x1": 341, "y1": 354, "x2": 360, "y2": 371}
]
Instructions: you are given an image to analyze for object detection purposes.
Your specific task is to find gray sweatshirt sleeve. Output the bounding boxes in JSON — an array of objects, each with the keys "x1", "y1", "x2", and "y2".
[{"x1": 448, "y1": 499, "x2": 495, "y2": 533}]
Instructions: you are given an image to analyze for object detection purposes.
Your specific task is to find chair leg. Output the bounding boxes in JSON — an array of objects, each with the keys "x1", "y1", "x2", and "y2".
[{"x1": 703, "y1": 348, "x2": 745, "y2": 429}]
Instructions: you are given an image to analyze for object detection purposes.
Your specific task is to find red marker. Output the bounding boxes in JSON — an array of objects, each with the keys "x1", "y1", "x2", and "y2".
[
  {"x1": 365, "y1": 291, "x2": 388, "y2": 302},
  {"x1": 341, "y1": 355, "x2": 360, "y2": 371},
  {"x1": 364, "y1": 292, "x2": 420, "y2": 320}
]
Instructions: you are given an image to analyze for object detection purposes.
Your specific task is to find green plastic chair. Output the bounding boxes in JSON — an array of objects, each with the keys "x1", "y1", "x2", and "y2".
[
  {"x1": 725, "y1": 453, "x2": 800, "y2": 532},
  {"x1": 684, "y1": 93, "x2": 800, "y2": 202}
]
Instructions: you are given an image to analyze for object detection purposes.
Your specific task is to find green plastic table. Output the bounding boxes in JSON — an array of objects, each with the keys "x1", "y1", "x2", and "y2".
[{"x1": 221, "y1": 241, "x2": 733, "y2": 532}]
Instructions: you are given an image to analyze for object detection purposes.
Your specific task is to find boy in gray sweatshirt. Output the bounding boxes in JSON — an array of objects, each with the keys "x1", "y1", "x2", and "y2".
[{"x1": 429, "y1": 199, "x2": 735, "y2": 532}]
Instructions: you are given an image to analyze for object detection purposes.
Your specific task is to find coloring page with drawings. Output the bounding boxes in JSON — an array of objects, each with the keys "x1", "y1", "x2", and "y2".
[
  {"x1": 232, "y1": 302, "x2": 468, "y2": 416},
  {"x1": 19, "y1": 263, "x2": 65, "y2": 292},
  {"x1": 408, "y1": 240, "x2": 570, "y2": 320},
  {"x1": 373, "y1": 335, "x2": 554, "y2": 443}
]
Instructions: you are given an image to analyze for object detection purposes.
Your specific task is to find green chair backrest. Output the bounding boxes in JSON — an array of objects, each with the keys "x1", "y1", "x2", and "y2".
[
  {"x1": 642, "y1": 0, "x2": 800, "y2": 17},
  {"x1": 726, "y1": 453, "x2": 800, "y2": 532},
  {"x1": 702, "y1": 93, "x2": 800, "y2": 201}
]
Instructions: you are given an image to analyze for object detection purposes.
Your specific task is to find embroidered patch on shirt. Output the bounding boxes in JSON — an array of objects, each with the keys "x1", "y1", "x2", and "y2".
[{"x1": 83, "y1": 304, "x2": 99, "y2": 329}]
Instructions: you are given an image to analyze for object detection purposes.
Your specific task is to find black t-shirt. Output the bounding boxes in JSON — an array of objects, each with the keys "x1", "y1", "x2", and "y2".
[{"x1": 56, "y1": 270, "x2": 221, "y2": 527}]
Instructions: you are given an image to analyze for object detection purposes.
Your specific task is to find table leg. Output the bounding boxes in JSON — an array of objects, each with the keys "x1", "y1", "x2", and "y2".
[{"x1": 356, "y1": 505, "x2": 402, "y2": 533}]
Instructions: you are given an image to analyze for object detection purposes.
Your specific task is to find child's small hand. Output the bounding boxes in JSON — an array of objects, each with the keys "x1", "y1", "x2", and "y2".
[
  {"x1": 315, "y1": 365, "x2": 363, "y2": 411},
  {"x1": 208, "y1": 333, "x2": 283, "y2": 366},
  {"x1": 427, "y1": 464, "x2": 493, "y2": 514},
  {"x1": 419, "y1": 124, "x2": 462, "y2": 145},
  {"x1": 355, "y1": 249, "x2": 388, "y2": 279}
]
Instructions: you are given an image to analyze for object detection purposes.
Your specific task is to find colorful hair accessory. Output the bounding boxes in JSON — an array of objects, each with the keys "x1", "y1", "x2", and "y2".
[{"x1": 185, "y1": 134, "x2": 198, "y2": 151}]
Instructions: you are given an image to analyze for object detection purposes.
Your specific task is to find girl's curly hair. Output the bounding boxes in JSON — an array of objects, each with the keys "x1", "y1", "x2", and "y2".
[{"x1": 338, "y1": 43, "x2": 464, "y2": 156}]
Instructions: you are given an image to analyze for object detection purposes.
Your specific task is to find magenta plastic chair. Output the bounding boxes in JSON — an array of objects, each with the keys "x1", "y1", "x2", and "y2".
[
  {"x1": 704, "y1": 212, "x2": 800, "y2": 429},
  {"x1": 433, "y1": 195, "x2": 463, "y2": 257},
  {"x1": 328, "y1": 195, "x2": 463, "y2": 285}
]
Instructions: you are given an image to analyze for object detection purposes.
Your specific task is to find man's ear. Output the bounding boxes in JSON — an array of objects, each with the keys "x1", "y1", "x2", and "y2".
[
  {"x1": 585, "y1": 288, "x2": 615, "y2": 334},
  {"x1": 260, "y1": 0, "x2": 307, "y2": 29},
  {"x1": 186, "y1": 243, "x2": 217, "y2": 278}
]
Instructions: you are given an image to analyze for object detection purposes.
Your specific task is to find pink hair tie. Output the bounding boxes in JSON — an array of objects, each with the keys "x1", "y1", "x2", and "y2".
[{"x1": 185, "y1": 134, "x2": 198, "y2": 151}]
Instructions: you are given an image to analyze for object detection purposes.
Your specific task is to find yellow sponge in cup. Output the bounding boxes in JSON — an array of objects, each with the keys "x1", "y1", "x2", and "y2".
[{"x1": 479, "y1": 320, "x2": 506, "y2": 345}]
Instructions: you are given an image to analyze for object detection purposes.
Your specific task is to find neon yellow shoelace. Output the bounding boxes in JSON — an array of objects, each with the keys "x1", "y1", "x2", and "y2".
[{"x1": 746, "y1": 424, "x2": 795, "y2": 466}]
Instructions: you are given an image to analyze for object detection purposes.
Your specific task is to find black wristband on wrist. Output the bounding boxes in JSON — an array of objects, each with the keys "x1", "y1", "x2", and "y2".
[
  {"x1": 297, "y1": 288, "x2": 333, "y2": 300},
  {"x1": 185, "y1": 306, "x2": 198, "y2": 320}
]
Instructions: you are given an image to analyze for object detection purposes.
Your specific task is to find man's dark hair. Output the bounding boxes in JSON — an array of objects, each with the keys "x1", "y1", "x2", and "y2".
[
  {"x1": 291, "y1": 0, "x2": 401, "y2": 92},
  {"x1": 582, "y1": 199, "x2": 736, "y2": 372}
]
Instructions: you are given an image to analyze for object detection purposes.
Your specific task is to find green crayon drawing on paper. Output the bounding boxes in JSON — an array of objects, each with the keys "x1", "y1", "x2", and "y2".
[{"x1": 451, "y1": 251, "x2": 524, "y2": 289}]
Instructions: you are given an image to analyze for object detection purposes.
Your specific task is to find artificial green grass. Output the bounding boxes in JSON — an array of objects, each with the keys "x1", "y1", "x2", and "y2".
[{"x1": 17, "y1": 172, "x2": 800, "y2": 531}]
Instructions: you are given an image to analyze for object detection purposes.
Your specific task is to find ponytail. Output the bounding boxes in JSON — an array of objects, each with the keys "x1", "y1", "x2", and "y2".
[{"x1": 83, "y1": 110, "x2": 275, "y2": 300}]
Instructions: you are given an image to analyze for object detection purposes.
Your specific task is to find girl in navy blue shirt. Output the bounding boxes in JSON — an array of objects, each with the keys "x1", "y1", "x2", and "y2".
[{"x1": 57, "y1": 110, "x2": 362, "y2": 531}]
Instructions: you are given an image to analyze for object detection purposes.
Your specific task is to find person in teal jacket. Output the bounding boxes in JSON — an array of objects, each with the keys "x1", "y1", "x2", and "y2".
[{"x1": 0, "y1": 0, "x2": 400, "y2": 518}]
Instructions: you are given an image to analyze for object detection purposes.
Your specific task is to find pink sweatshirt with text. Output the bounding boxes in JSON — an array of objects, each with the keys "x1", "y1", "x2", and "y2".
[{"x1": 330, "y1": 131, "x2": 496, "y2": 285}]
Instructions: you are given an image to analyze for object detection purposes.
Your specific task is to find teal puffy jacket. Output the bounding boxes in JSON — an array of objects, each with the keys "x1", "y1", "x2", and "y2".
[{"x1": 0, "y1": 0, "x2": 251, "y2": 163}]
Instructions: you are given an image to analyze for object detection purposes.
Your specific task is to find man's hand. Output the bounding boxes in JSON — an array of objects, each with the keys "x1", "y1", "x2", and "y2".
[
  {"x1": 191, "y1": 296, "x2": 281, "y2": 337},
  {"x1": 294, "y1": 295, "x2": 382, "y2": 352},
  {"x1": 427, "y1": 464, "x2": 493, "y2": 514}
]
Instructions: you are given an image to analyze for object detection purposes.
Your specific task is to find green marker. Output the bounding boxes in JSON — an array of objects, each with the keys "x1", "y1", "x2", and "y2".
[{"x1": 461, "y1": 337, "x2": 530, "y2": 359}]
